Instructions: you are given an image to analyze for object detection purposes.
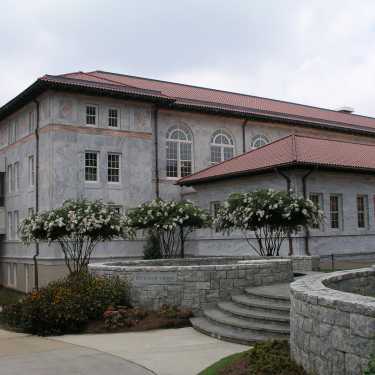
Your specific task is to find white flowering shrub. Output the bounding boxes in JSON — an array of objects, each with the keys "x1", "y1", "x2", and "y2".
[
  {"x1": 20, "y1": 200, "x2": 133, "y2": 274},
  {"x1": 214, "y1": 189, "x2": 323, "y2": 256},
  {"x1": 127, "y1": 199, "x2": 210, "y2": 258}
]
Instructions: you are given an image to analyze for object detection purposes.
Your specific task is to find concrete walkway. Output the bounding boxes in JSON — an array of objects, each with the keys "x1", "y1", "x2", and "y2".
[
  {"x1": 53, "y1": 327, "x2": 249, "y2": 375},
  {"x1": 0, "y1": 329, "x2": 155, "y2": 375}
]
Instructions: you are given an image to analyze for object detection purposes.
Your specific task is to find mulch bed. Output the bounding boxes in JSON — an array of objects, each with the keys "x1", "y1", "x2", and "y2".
[{"x1": 85, "y1": 313, "x2": 191, "y2": 334}]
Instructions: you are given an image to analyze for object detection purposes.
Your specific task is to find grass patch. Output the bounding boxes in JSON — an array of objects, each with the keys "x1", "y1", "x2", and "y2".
[
  {"x1": 198, "y1": 351, "x2": 248, "y2": 375},
  {"x1": 199, "y1": 340, "x2": 307, "y2": 375},
  {"x1": 0, "y1": 287, "x2": 24, "y2": 307}
]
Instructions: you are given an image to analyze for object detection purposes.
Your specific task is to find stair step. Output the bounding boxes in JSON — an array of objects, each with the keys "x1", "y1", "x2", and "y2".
[
  {"x1": 232, "y1": 294, "x2": 290, "y2": 314},
  {"x1": 191, "y1": 317, "x2": 288, "y2": 346},
  {"x1": 204, "y1": 309, "x2": 290, "y2": 335},
  {"x1": 244, "y1": 284, "x2": 290, "y2": 302},
  {"x1": 218, "y1": 301, "x2": 290, "y2": 324}
]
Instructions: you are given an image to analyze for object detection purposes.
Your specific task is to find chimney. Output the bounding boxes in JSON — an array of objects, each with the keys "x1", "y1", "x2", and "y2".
[{"x1": 336, "y1": 106, "x2": 354, "y2": 114}]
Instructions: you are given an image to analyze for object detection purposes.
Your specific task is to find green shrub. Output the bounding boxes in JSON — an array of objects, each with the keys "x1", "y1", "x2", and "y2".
[
  {"x1": 364, "y1": 354, "x2": 375, "y2": 375},
  {"x1": 2, "y1": 273, "x2": 130, "y2": 336},
  {"x1": 143, "y1": 231, "x2": 162, "y2": 259},
  {"x1": 246, "y1": 340, "x2": 306, "y2": 375}
]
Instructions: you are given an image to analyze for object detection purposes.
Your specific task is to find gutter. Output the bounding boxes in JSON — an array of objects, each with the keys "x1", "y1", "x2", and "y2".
[
  {"x1": 153, "y1": 105, "x2": 160, "y2": 198},
  {"x1": 33, "y1": 99, "x2": 40, "y2": 290},
  {"x1": 242, "y1": 119, "x2": 248, "y2": 153},
  {"x1": 302, "y1": 169, "x2": 314, "y2": 255}
]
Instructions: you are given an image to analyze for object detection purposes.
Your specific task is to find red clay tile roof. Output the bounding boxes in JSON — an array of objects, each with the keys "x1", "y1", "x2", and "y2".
[
  {"x1": 178, "y1": 135, "x2": 375, "y2": 185},
  {"x1": 60, "y1": 70, "x2": 375, "y2": 133},
  {"x1": 2, "y1": 70, "x2": 375, "y2": 135}
]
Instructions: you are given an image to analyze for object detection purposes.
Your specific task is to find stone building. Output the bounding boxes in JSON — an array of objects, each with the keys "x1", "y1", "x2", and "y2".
[{"x1": 1, "y1": 70, "x2": 375, "y2": 291}]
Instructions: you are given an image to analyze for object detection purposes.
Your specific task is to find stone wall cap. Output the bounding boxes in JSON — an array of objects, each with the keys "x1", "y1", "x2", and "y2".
[{"x1": 290, "y1": 268, "x2": 375, "y2": 316}]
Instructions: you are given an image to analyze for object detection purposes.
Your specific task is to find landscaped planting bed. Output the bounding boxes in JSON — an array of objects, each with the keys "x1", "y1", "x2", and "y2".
[{"x1": 198, "y1": 340, "x2": 307, "y2": 375}]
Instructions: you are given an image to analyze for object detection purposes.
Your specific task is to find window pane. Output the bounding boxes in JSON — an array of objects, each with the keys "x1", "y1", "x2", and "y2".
[
  {"x1": 330, "y1": 195, "x2": 340, "y2": 229},
  {"x1": 357, "y1": 195, "x2": 367, "y2": 228},
  {"x1": 180, "y1": 161, "x2": 192, "y2": 177},
  {"x1": 211, "y1": 145, "x2": 221, "y2": 164},
  {"x1": 85, "y1": 152, "x2": 98, "y2": 181},
  {"x1": 108, "y1": 109, "x2": 118, "y2": 127},
  {"x1": 108, "y1": 154, "x2": 120, "y2": 182},
  {"x1": 166, "y1": 160, "x2": 178, "y2": 177},
  {"x1": 223, "y1": 147, "x2": 234, "y2": 161},
  {"x1": 86, "y1": 106, "x2": 97, "y2": 125}
]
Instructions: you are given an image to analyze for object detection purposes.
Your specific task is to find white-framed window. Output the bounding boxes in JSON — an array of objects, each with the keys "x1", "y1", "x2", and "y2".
[
  {"x1": 166, "y1": 126, "x2": 193, "y2": 178},
  {"x1": 329, "y1": 194, "x2": 342, "y2": 230},
  {"x1": 210, "y1": 130, "x2": 234, "y2": 165},
  {"x1": 7, "y1": 164, "x2": 13, "y2": 193},
  {"x1": 28, "y1": 207, "x2": 35, "y2": 216},
  {"x1": 108, "y1": 108, "x2": 119, "y2": 128},
  {"x1": 8, "y1": 121, "x2": 16, "y2": 144},
  {"x1": 7, "y1": 211, "x2": 12, "y2": 240},
  {"x1": 86, "y1": 105, "x2": 97, "y2": 126},
  {"x1": 29, "y1": 111, "x2": 35, "y2": 133},
  {"x1": 357, "y1": 195, "x2": 369, "y2": 229},
  {"x1": 251, "y1": 135, "x2": 269, "y2": 149},
  {"x1": 28, "y1": 155, "x2": 35, "y2": 187},
  {"x1": 85, "y1": 151, "x2": 99, "y2": 182},
  {"x1": 13, "y1": 210, "x2": 19, "y2": 240},
  {"x1": 107, "y1": 153, "x2": 121, "y2": 183},
  {"x1": 14, "y1": 162, "x2": 19, "y2": 192},
  {"x1": 309, "y1": 193, "x2": 324, "y2": 229}
]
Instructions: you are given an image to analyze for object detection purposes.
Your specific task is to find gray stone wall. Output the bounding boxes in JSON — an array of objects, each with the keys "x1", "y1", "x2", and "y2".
[
  {"x1": 89, "y1": 258, "x2": 293, "y2": 311},
  {"x1": 290, "y1": 268, "x2": 375, "y2": 375}
]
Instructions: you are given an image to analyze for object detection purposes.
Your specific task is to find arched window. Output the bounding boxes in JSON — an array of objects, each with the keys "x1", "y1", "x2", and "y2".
[
  {"x1": 166, "y1": 126, "x2": 193, "y2": 177},
  {"x1": 251, "y1": 135, "x2": 269, "y2": 149},
  {"x1": 210, "y1": 130, "x2": 234, "y2": 164}
]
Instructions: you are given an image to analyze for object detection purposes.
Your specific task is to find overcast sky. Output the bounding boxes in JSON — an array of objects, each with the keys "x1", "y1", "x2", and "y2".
[{"x1": 1, "y1": 0, "x2": 375, "y2": 116}]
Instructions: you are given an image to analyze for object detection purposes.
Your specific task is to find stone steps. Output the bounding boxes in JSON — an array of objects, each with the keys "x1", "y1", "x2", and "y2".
[
  {"x1": 231, "y1": 294, "x2": 290, "y2": 314},
  {"x1": 217, "y1": 301, "x2": 290, "y2": 324},
  {"x1": 204, "y1": 309, "x2": 290, "y2": 335},
  {"x1": 191, "y1": 283, "x2": 291, "y2": 345},
  {"x1": 191, "y1": 317, "x2": 288, "y2": 346}
]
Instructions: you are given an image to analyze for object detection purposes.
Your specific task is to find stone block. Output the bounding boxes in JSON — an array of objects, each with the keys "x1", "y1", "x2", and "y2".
[{"x1": 350, "y1": 313, "x2": 375, "y2": 338}]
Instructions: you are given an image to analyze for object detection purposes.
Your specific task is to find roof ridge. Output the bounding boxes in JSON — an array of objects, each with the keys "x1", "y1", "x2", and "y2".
[
  {"x1": 178, "y1": 134, "x2": 293, "y2": 184},
  {"x1": 92, "y1": 70, "x2": 375, "y2": 122},
  {"x1": 84, "y1": 71, "x2": 165, "y2": 95}
]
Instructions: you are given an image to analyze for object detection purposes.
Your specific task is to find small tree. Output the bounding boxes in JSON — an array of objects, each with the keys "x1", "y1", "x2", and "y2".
[
  {"x1": 214, "y1": 189, "x2": 323, "y2": 257},
  {"x1": 20, "y1": 200, "x2": 132, "y2": 274},
  {"x1": 127, "y1": 199, "x2": 210, "y2": 258}
]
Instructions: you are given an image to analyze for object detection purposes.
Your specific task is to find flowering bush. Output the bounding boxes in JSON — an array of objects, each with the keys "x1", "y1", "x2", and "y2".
[
  {"x1": 127, "y1": 199, "x2": 210, "y2": 258},
  {"x1": 1, "y1": 273, "x2": 130, "y2": 336},
  {"x1": 19, "y1": 200, "x2": 133, "y2": 274},
  {"x1": 214, "y1": 189, "x2": 323, "y2": 256}
]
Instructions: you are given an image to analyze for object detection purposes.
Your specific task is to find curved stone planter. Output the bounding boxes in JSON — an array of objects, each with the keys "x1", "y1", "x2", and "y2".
[
  {"x1": 89, "y1": 257, "x2": 292, "y2": 311},
  {"x1": 290, "y1": 267, "x2": 375, "y2": 375}
]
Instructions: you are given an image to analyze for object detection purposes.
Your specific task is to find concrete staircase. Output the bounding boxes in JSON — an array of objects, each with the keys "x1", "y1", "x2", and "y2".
[{"x1": 191, "y1": 283, "x2": 291, "y2": 345}]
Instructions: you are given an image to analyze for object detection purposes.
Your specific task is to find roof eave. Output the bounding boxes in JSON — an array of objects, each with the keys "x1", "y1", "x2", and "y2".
[
  {"x1": 178, "y1": 161, "x2": 375, "y2": 186},
  {"x1": 0, "y1": 78, "x2": 175, "y2": 122},
  {"x1": 173, "y1": 102, "x2": 375, "y2": 137}
]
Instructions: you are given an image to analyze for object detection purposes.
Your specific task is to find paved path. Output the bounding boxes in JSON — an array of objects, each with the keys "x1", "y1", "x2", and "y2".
[
  {"x1": 0, "y1": 329, "x2": 155, "y2": 375},
  {"x1": 53, "y1": 327, "x2": 248, "y2": 375}
]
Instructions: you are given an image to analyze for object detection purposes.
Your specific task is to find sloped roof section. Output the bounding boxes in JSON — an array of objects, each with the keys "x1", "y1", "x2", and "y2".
[
  {"x1": 178, "y1": 135, "x2": 375, "y2": 185},
  {"x1": 2, "y1": 70, "x2": 375, "y2": 135}
]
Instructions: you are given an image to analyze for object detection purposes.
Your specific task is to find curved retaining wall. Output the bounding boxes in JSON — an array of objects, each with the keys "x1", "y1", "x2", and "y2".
[
  {"x1": 290, "y1": 267, "x2": 375, "y2": 375},
  {"x1": 89, "y1": 258, "x2": 292, "y2": 311}
]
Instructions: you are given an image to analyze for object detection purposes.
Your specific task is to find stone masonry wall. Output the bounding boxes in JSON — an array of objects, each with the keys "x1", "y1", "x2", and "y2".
[
  {"x1": 290, "y1": 268, "x2": 375, "y2": 375},
  {"x1": 89, "y1": 259, "x2": 292, "y2": 312}
]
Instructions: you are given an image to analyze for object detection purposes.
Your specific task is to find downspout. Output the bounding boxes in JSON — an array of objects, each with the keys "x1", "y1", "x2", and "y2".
[
  {"x1": 275, "y1": 168, "x2": 293, "y2": 255},
  {"x1": 242, "y1": 119, "x2": 248, "y2": 153},
  {"x1": 153, "y1": 106, "x2": 160, "y2": 198},
  {"x1": 33, "y1": 100, "x2": 40, "y2": 290},
  {"x1": 302, "y1": 169, "x2": 314, "y2": 256}
]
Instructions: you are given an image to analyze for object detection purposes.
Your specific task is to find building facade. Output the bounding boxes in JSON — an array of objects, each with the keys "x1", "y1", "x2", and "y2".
[{"x1": 1, "y1": 71, "x2": 375, "y2": 291}]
